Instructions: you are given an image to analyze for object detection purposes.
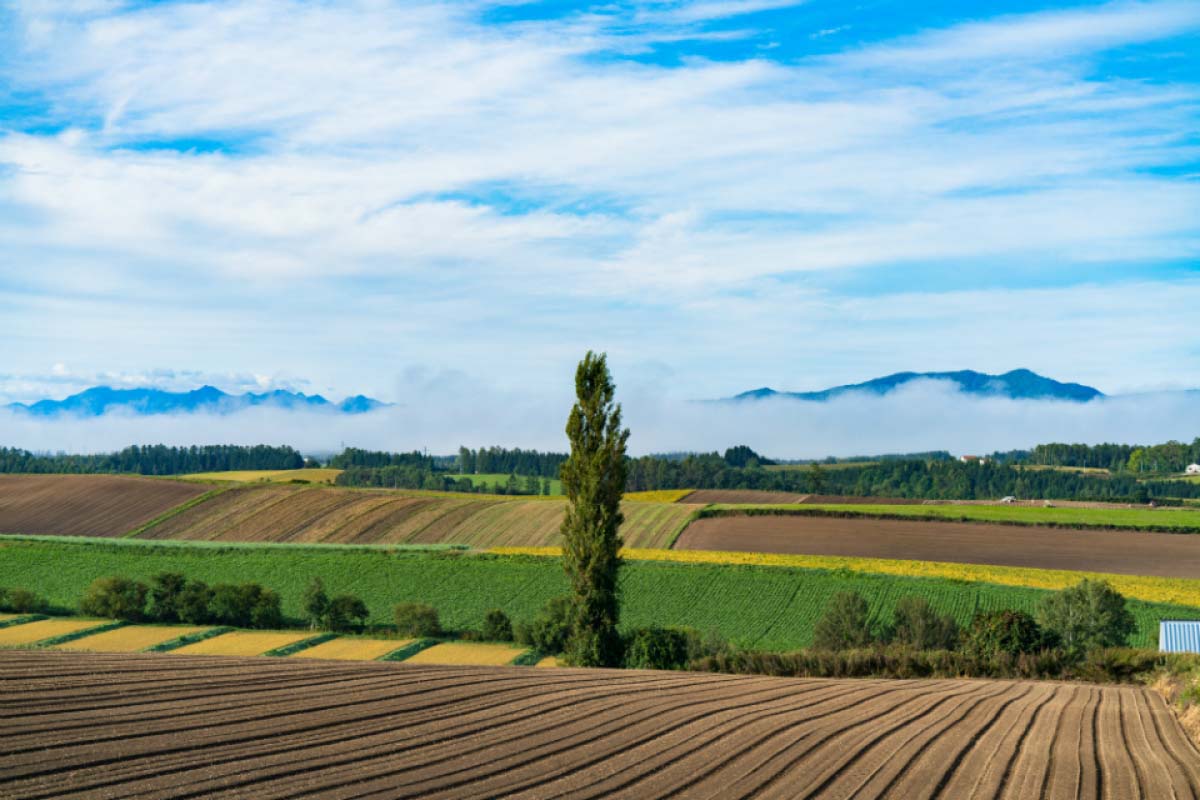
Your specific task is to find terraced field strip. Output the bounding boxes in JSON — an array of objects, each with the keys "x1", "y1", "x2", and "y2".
[
  {"x1": 2, "y1": 650, "x2": 1198, "y2": 799},
  {"x1": 0, "y1": 474, "x2": 211, "y2": 537},
  {"x1": 170, "y1": 631, "x2": 314, "y2": 657},
  {"x1": 54, "y1": 625, "x2": 210, "y2": 653},
  {"x1": 401, "y1": 642, "x2": 529, "y2": 666},
  {"x1": 180, "y1": 469, "x2": 343, "y2": 484},
  {"x1": 132, "y1": 482, "x2": 696, "y2": 548},
  {"x1": 291, "y1": 637, "x2": 413, "y2": 661},
  {"x1": 624, "y1": 490, "x2": 695, "y2": 503},
  {"x1": 535, "y1": 656, "x2": 561, "y2": 668},
  {"x1": 0, "y1": 619, "x2": 113, "y2": 646}
]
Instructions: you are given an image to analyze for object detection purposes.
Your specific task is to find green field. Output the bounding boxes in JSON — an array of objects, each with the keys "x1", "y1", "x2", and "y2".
[
  {"x1": 704, "y1": 502, "x2": 1200, "y2": 532},
  {"x1": 2, "y1": 536, "x2": 1195, "y2": 650},
  {"x1": 450, "y1": 473, "x2": 563, "y2": 495}
]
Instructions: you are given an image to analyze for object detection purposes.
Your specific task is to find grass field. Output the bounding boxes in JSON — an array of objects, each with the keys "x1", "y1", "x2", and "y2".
[
  {"x1": 170, "y1": 630, "x2": 313, "y2": 656},
  {"x1": 133, "y1": 484, "x2": 696, "y2": 548},
  {"x1": 291, "y1": 637, "x2": 411, "y2": 661},
  {"x1": 704, "y1": 501, "x2": 1200, "y2": 532},
  {"x1": 402, "y1": 641, "x2": 528, "y2": 665},
  {"x1": 180, "y1": 468, "x2": 343, "y2": 484},
  {"x1": 448, "y1": 472, "x2": 563, "y2": 495},
  {"x1": 3, "y1": 536, "x2": 1197, "y2": 650},
  {"x1": 54, "y1": 624, "x2": 208, "y2": 652}
]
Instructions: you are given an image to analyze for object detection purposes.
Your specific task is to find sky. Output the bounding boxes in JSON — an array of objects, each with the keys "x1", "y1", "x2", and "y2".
[{"x1": 1, "y1": 0, "x2": 1199, "y2": 454}]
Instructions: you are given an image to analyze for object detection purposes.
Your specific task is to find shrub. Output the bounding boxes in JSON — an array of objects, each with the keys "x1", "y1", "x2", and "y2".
[
  {"x1": 624, "y1": 627, "x2": 689, "y2": 670},
  {"x1": 209, "y1": 583, "x2": 281, "y2": 629},
  {"x1": 176, "y1": 581, "x2": 214, "y2": 624},
  {"x1": 324, "y1": 595, "x2": 369, "y2": 632},
  {"x1": 147, "y1": 573, "x2": 188, "y2": 622},
  {"x1": 394, "y1": 603, "x2": 441, "y2": 637},
  {"x1": 812, "y1": 591, "x2": 874, "y2": 650},
  {"x1": 3, "y1": 587, "x2": 45, "y2": 614},
  {"x1": 1038, "y1": 579, "x2": 1135, "y2": 657},
  {"x1": 963, "y1": 610, "x2": 1052, "y2": 659},
  {"x1": 80, "y1": 577, "x2": 149, "y2": 622},
  {"x1": 890, "y1": 596, "x2": 959, "y2": 650},
  {"x1": 515, "y1": 596, "x2": 573, "y2": 654},
  {"x1": 302, "y1": 578, "x2": 330, "y2": 630},
  {"x1": 482, "y1": 609, "x2": 514, "y2": 642},
  {"x1": 683, "y1": 628, "x2": 733, "y2": 664}
]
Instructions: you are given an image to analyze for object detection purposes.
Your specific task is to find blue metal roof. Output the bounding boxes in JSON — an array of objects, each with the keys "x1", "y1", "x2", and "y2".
[{"x1": 1160, "y1": 621, "x2": 1200, "y2": 653}]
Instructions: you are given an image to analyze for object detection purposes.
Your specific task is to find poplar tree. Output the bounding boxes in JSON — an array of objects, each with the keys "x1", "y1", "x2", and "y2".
[{"x1": 560, "y1": 351, "x2": 629, "y2": 667}]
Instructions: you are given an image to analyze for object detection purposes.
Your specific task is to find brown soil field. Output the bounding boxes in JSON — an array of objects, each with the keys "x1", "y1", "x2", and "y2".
[
  {"x1": 677, "y1": 515, "x2": 1200, "y2": 578},
  {"x1": 3, "y1": 650, "x2": 1197, "y2": 799},
  {"x1": 0, "y1": 474, "x2": 209, "y2": 537},
  {"x1": 680, "y1": 490, "x2": 927, "y2": 505},
  {"x1": 137, "y1": 484, "x2": 697, "y2": 548}
]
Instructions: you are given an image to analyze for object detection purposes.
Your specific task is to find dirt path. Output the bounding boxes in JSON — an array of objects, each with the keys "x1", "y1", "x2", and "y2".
[
  {"x1": 2, "y1": 651, "x2": 1198, "y2": 799},
  {"x1": 677, "y1": 514, "x2": 1200, "y2": 578}
]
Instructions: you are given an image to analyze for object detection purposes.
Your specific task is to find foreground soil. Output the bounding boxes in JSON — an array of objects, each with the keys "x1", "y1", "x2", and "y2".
[
  {"x1": 677, "y1": 515, "x2": 1200, "y2": 578},
  {"x1": 0, "y1": 474, "x2": 208, "y2": 537},
  {"x1": 3, "y1": 650, "x2": 1197, "y2": 799}
]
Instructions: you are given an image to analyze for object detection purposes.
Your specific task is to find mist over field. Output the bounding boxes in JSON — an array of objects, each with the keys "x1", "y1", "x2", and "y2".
[{"x1": 1, "y1": 379, "x2": 1195, "y2": 459}]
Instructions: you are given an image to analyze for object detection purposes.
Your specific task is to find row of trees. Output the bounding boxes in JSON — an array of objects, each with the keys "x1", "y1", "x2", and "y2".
[
  {"x1": 0, "y1": 444, "x2": 306, "y2": 475},
  {"x1": 456, "y1": 447, "x2": 568, "y2": 478},
  {"x1": 335, "y1": 466, "x2": 553, "y2": 495},
  {"x1": 327, "y1": 448, "x2": 435, "y2": 470},
  {"x1": 1025, "y1": 439, "x2": 1200, "y2": 473},
  {"x1": 80, "y1": 574, "x2": 283, "y2": 629}
]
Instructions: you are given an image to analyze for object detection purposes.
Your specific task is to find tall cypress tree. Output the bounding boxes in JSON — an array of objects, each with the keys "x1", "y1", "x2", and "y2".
[{"x1": 560, "y1": 351, "x2": 629, "y2": 667}]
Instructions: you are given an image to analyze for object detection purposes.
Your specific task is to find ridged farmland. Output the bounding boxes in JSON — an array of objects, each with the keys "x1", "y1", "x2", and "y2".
[
  {"x1": 136, "y1": 484, "x2": 698, "y2": 548},
  {"x1": 0, "y1": 474, "x2": 210, "y2": 537},
  {"x1": 3, "y1": 650, "x2": 1199, "y2": 799}
]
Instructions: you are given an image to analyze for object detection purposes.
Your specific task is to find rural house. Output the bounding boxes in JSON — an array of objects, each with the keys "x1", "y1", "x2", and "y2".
[{"x1": 1187, "y1": 463, "x2": 1200, "y2": 476}]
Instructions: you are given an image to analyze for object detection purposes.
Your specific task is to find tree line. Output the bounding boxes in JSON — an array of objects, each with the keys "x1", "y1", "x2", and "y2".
[
  {"x1": 0, "y1": 444, "x2": 305, "y2": 475},
  {"x1": 1022, "y1": 438, "x2": 1200, "y2": 473}
]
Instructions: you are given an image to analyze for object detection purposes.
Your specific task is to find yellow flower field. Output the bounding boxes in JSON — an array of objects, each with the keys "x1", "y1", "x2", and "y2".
[
  {"x1": 489, "y1": 546, "x2": 1200, "y2": 607},
  {"x1": 402, "y1": 642, "x2": 529, "y2": 666},
  {"x1": 55, "y1": 625, "x2": 208, "y2": 653},
  {"x1": 623, "y1": 490, "x2": 695, "y2": 503},
  {"x1": 292, "y1": 637, "x2": 412, "y2": 661},
  {"x1": 0, "y1": 619, "x2": 111, "y2": 646},
  {"x1": 170, "y1": 631, "x2": 312, "y2": 657}
]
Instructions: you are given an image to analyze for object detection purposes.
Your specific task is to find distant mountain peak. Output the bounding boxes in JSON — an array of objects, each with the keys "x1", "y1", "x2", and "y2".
[
  {"x1": 6, "y1": 385, "x2": 389, "y2": 417},
  {"x1": 730, "y1": 369, "x2": 1103, "y2": 403}
]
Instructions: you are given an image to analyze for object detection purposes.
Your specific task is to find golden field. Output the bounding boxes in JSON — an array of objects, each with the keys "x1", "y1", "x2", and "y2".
[
  {"x1": 0, "y1": 619, "x2": 110, "y2": 646},
  {"x1": 181, "y1": 468, "x2": 343, "y2": 484},
  {"x1": 55, "y1": 625, "x2": 208, "y2": 653},
  {"x1": 292, "y1": 637, "x2": 411, "y2": 661},
  {"x1": 490, "y1": 546, "x2": 1200, "y2": 607},
  {"x1": 622, "y1": 489, "x2": 695, "y2": 503},
  {"x1": 402, "y1": 642, "x2": 528, "y2": 666},
  {"x1": 170, "y1": 631, "x2": 312, "y2": 657}
]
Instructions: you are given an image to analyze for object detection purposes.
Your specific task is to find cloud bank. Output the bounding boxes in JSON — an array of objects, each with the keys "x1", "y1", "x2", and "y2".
[{"x1": 1, "y1": 380, "x2": 1195, "y2": 459}]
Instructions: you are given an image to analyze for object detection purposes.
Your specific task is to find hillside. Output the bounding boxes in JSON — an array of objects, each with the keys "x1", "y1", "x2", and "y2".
[
  {"x1": 732, "y1": 368, "x2": 1103, "y2": 402},
  {"x1": 0, "y1": 475, "x2": 210, "y2": 537}
]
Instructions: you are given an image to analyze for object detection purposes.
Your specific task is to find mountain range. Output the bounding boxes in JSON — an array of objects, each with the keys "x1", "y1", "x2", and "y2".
[
  {"x1": 730, "y1": 369, "x2": 1105, "y2": 403},
  {"x1": 5, "y1": 386, "x2": 387, "y2": 417}
]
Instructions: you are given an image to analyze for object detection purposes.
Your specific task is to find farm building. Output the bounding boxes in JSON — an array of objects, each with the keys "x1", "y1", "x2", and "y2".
[
  {"x1": 959, "y1": 455, "x2": 987, "y2": 463},
  {"x1": 1187, "y1": 463, "x2": 1200, "y2": 476},
  {"x1": 1160, "y1": 620, "x2": 1200, "y2": 653}
]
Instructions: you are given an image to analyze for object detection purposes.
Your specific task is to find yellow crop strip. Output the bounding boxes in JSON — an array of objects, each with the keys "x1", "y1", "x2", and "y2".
[
  {"x1": 402, "y1": 642, "x2": 528, "y2": 666},
  {"x1": 0, "y1": 619, "x2": 111, "y2": 646},
  {"x1": 534, "y1": 656, "x2": 562, "y2": 668},
  {"x1": 170, "y1": 631, "x2": 311, "y2": 657},
  {"x1": 292, "y1": 637, "x2": 412, "y2": 661},
  {"x1": 488, "y1": 546, "x2": 1200, "y2": 607},
  {"x1": 623, "y1": 490, "x2": 695, "y2": 503},
  {"x1": 182, "y1": 468, "x2": 343, "y2": 484},
  {"x1": 55, "y1": 625, "x2": 208, "y2": 652}
]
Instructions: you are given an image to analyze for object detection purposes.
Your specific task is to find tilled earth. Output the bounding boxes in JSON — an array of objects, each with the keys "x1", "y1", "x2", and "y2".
[
  {"x1": 2, "y1": 650, "x2": 1198, "y2": 799},
  {"x1": 677, "y1": 514, "x2": 1200, "y2": 578}
]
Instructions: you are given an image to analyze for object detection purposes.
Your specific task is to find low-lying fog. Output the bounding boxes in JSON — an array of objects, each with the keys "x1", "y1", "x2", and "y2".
[{"x1": 2, "y1": 379, "x2": 1195, "y2": 458}]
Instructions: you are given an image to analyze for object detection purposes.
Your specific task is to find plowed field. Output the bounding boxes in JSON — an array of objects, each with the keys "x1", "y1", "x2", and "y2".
[
  {"x1": 3, "y1": 650, "x2": 1198, "y2": 799},
  {"x1": 680, "y1": 490, "x2": 928, "y2": 505},
  {"x1": 0, "y1": 474, "x2": 209, "y2": 537},
  {"x1": 137, "y1": 484, "x2": 697, "y2": 548},
  {"x1": 677, "y1": 515, "x2": 1200, "y2": 578}
]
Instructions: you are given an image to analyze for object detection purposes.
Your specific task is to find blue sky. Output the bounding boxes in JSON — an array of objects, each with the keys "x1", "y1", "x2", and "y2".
[{"x1": 1, "y1": 0, "x2": 1198, "y2": 409}]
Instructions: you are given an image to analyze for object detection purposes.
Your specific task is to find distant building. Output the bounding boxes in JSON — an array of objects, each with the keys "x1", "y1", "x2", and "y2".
[
  {"x1": 999, "y1": 496, "x2": 1016, "y2": 504},
  {"x1": 959, "y1": 455, "x2": 986, "y2": 463},
  {"x1": 1187, "y1": 463, "x2": 1200, "y2": 476},
  {"x1": 1160, "y1": 620, "x2": 1200, "y2": 653}
]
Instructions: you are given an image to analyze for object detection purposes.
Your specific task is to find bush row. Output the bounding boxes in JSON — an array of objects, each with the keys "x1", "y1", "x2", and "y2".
[
  {"x1": 81, "y1": 574, "x2": 283, "y2": 629},
  {"x1": 0, "y1": 586, "x2": 46, "y2": 614}
]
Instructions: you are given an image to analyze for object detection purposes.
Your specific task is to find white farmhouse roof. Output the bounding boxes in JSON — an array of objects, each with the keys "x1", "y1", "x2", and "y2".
[{"x1": 1186, "y1": 463, "x2": 1200, "y2": 475}]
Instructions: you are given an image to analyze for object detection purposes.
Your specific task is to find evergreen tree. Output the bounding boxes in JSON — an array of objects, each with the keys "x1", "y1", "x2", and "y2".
[{"x1": 560, "y1": 351, "x2": 629, "y2": 667}]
